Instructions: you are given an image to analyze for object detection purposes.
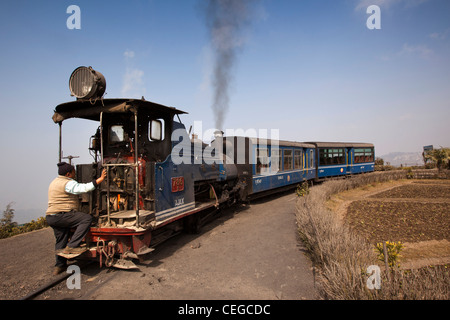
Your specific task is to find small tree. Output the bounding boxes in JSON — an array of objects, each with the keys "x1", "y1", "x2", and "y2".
[
  {"x1": 1, "y1": 202, "x2": 17, "y2": 227},
  {"x1": 424, "y1": 147, "x2": 450, "y2": 171},
  {"x1": 375, "y1": 157, "x2": 384, "y2": 166}
]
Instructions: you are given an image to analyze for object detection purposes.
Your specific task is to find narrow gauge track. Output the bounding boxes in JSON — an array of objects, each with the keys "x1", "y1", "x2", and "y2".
[{"x1": 20, "y1": 260, "x2": 94, "y2": 300}]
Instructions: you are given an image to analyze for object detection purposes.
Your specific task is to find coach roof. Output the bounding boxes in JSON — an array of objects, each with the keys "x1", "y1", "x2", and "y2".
[
  {"x1": 243, "y1": 137, "x2": 315, "y2": 149},
  {"x1": 306, "y1": 142, "x2": 374, "y2": 148}
]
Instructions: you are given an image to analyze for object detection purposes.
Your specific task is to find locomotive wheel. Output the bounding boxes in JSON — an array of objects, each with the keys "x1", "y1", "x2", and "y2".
[{"x1": 184, "y1": 214, "x2": 201, "y2": 234}]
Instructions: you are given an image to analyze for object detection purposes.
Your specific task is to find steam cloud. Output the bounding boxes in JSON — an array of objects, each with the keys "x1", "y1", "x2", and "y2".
[
  {"x1": 203, "y1": 0, "x2": 256, "y2": 130},
  {"x1": 121, "y1": 49, "x2": 146, "y2": 98}
]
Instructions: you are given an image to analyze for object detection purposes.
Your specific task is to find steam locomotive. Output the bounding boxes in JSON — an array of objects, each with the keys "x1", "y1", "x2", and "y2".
[{"x1": 53, "y1": 66, "x2": 374, "y2": 269}]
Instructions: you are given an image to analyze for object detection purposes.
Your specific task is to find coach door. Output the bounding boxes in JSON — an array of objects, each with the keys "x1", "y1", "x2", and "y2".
[{"x1": 347, "y1": 148, "x2": 353, "y2": 174}]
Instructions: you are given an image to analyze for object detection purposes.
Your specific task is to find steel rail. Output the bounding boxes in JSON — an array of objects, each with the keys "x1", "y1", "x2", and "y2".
[{"x1": 20, "y1": 260, "x2": 94, "y2": 300}]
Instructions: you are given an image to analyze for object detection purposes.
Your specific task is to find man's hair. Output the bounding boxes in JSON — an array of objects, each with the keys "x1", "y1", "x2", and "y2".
[{"x1": 57, "y1": 162, "x2": 75, "y2": 176}]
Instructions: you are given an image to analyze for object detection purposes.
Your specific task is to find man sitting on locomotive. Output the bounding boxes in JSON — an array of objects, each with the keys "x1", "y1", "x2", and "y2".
[{"x1": 46, "y1": 162, "x2": 106, "y2": 275}]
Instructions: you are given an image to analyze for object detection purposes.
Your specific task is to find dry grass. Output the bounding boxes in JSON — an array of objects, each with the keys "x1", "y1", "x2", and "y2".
[{"x1": 295, "y1": 170, "x2": 450, "y2": 300}]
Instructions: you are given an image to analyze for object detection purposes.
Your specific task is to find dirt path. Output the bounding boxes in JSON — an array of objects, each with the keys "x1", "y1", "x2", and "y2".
[
  {"x1": 1, "y1": 191, "x2": 316, "y2": 300},
  {"x1": 0, "y1": 227, "x2": 57, "y2": 300}
]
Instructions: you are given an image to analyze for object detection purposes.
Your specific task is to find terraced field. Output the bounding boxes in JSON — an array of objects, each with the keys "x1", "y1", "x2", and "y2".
[
  {"x1": 328, "y1": 179, "x2": 450, "y2": 269},
  {"x1": 345, "y1": 181, "x2": 450, "y2": 243}
]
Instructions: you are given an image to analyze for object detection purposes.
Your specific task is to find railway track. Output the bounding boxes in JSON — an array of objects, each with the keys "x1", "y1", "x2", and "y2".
[
  {"x1": 20, "y1": 260, "x2": 94, "y2": 300},
  {"x1": 18, "y1": 218, "x2": 196, "y2": 300}
]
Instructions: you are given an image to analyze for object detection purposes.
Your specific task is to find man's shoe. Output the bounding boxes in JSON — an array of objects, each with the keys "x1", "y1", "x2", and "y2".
[
  {"x1": 53, "y1": 266, "x2": 66, "y2": 275},
  {"x1": 57, "y1": 246, "x2": 88, "y2": 258}
]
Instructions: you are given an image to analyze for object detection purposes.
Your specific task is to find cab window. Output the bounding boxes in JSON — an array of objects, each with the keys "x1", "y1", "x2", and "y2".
[
  {"x1": 149, "y1": 119, "x2": 165, "y2": 141},
  {"x1": 109, "y1": 125, "x2": 125, "y2": 144}
]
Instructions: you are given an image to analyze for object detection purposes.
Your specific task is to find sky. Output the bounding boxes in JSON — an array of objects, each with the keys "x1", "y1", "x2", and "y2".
[{"x1": 0, "y1": 0, "x2": 449, "y2": 223}]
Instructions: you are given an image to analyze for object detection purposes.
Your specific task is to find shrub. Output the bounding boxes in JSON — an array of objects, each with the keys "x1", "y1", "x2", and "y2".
[
  {"x1": 296, "y1": 176, "x2": 378, "y2": 299},
  {"x1": 0, "y1": 216, "x2": 48, "y2": 239},
  {"x1": 296, "y1": 181, "x2": 310, "y2": 197},
  {"x1": 375, "y1": 241, "x2": 403, "y2": 269}
]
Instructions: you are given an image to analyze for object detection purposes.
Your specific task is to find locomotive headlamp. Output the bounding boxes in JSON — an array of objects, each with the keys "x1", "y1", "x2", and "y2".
[{"x1": 69, "y1": 66, "x2": 106, "y2": 100}]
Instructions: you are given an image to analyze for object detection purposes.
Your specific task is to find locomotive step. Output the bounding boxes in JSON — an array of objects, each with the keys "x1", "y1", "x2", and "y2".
[
  {"x1": 56, "y1": 246, "x2": 88, "y2": 259},
  {"x1": 98, "y1": 210, "x2": 156, "y2": 228},
  {"x1": 103, "y1": 210, "x2": 155, "y2": 219}
]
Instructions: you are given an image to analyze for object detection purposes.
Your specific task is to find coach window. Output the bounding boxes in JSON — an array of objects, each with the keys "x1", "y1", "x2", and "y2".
[
  {"x1": 354, "y1": 149, "x2": 361, "y2": 163},
  {"x1": 319, "y1": 149, "x2": 327, "y2": 165},
  {"x1": 294, "y1": 150, "x2": 302, "y2": 169},
  {"x1": 364, "y1": 148, "x2": 369, "y2": 162},
  {"x1": 310, "y1": 149, "x2": 314, "y2": 168},
  {"x1": 256, "y1": 148, "x2": 269, "y2": 175},
  {"x1": 283, "y1": 149, "x2": 293, "y2": 171},
  {"x1": 271, "y1": 148, "x2": 280, "y2": 173},
  {"x1": 334, "y1": 148, "x2": 345, "y2": 164},
  {"x1": 354, "y1": 148, "x2": 365, "y2": 163},
  {"x1": 366, "y1": 148, "x2": 374, "y2": 162},
  {"x1": 354, "y1": 148, "x2": 373, "y2": 163}
]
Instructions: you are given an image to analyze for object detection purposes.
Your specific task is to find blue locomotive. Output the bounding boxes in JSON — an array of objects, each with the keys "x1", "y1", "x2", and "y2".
[{"x1": 53, "y1": 67, "x2": 374, "y2": 268}]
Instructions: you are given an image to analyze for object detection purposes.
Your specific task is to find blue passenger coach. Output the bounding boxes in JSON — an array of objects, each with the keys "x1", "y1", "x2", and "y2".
[
  {"x1": 250, "y1": 138, "x2": 316, "y2": 193},
  {"x1": 307, "y1": 142, "x2": 375, "y2": 179}
]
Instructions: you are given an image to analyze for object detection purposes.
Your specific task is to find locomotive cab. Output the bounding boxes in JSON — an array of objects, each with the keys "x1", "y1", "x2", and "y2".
[
  {"x1": 52, "y1": 96, "x2": 196, "y2": 267},
  {"x1": 53, "y1": 97, "x2": 188, "y2": 229}
]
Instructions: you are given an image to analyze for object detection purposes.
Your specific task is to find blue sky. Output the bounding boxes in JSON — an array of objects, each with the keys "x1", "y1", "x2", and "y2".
[{"x1": 0, "y1": 0, "x2": 449, "y2": 223}]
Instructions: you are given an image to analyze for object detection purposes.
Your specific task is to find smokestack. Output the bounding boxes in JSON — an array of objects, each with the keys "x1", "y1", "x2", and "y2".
[
  {"x1": 203, "y1": 0, "x2": 257, "y2": 130},
  {"x1": 214, "y1": 130, "x2": 224, "y2": 139}
]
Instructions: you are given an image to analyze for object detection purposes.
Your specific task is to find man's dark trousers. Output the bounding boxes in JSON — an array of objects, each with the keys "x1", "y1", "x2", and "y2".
[{"x1": 46, "y1": 211, "x2": 92, "y2": 267}]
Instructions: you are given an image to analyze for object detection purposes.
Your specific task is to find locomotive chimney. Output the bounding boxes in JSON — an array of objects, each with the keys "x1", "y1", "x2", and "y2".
[{"x1": 214, "y1": 130, "x2": 224, "y2": 140}]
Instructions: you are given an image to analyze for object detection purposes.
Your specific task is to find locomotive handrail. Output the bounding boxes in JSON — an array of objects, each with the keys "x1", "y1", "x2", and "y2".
[
  {"x1": 100, "y1": 111, "x2": 141, "y2": 228},
  {"x1": 100, "y1": 112, "x2": 104, "y2": 164},
  {"x1": 133, "y1": 111, "x2": 140, "y2": 227},
  {"x1": 106, "y1": 166, "x2": 111, "y2": 226},
  {"x1": 102, "y1": 163, "x2": 138, "y2": 167},
  {"x1": 158, "y1": 166, "x2": 164, "y2": 191}
]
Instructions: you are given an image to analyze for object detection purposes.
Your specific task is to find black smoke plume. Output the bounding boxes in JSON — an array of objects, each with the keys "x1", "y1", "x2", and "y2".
[{"x1": 202, "y1": 0, "x2": 256, "y2": 130}]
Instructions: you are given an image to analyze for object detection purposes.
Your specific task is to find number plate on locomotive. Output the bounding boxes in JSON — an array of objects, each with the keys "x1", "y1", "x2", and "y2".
[{"x1": 171, "y1": 177, "x2": 184, "y2": 192}]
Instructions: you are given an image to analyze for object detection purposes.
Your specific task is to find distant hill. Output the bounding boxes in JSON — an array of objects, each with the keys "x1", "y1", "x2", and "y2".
[
  {"x1": 15, "y1": 208, "x2": 46, "y2": 225},
  {"x1": 379, "y1": 152, "x2": 423, "y2": 167}
]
